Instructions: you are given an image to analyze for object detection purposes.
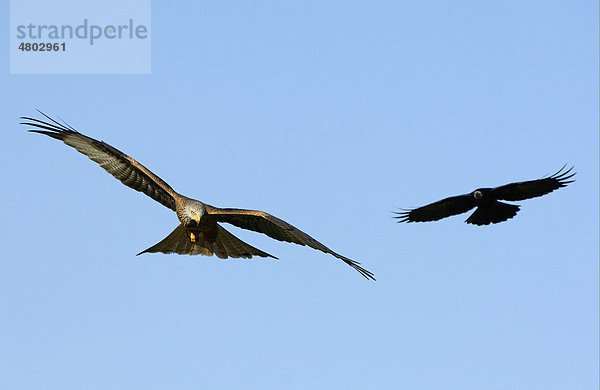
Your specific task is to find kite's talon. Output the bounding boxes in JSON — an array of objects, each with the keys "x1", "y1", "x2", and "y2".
[{"x1": 190, "y1": 232, "x2": 196, "y2": 243}]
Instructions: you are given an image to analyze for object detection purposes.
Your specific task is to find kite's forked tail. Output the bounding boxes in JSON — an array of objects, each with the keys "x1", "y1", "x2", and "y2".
[{"x1": 137, "y1": 224, "x2": 276, "y2": 259}]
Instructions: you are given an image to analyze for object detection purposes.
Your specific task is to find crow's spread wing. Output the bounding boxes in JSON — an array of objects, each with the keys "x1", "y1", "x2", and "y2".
[
  {"x1": 395, "y1": 194, "x2": 477, "y2": 223},
  {"x1": 490, "y1": 166, "x2": 575, "y2": 201}
]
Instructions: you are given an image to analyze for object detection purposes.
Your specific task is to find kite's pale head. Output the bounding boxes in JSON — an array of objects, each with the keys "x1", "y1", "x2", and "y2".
[{"x1": 180, "y1": 199, "x2": 207, "y2": 226}]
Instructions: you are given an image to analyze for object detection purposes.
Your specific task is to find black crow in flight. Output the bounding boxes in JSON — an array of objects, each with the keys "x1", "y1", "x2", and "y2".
[{"x1": 395, "y1": 166, "x2": 575, "y2": 226}]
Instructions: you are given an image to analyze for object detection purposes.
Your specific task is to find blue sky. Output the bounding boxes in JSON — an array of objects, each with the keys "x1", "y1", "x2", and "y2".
[{"x1": 1, "y1": 1, "x2": 598, "y2": 388}]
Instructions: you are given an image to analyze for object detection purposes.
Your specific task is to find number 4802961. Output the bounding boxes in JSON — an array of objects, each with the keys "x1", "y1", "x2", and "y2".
[{"x1": 18, "y1": 42, "x2": 66, "y2": 52}]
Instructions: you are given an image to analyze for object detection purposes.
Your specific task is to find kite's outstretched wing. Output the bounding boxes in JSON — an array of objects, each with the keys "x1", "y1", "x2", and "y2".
[
  {"x1": 205, "y1": 205, "x2": 375, "y2": 280},
  {"x1": 395, "y1": 194, "x2": 477, "y2": 223},
  {"x1": 22, "y1": 112, "x2": 178, "y2": 211},
  {"x1": 490, "y1": 166, "x2": 575, "y2": 201}
]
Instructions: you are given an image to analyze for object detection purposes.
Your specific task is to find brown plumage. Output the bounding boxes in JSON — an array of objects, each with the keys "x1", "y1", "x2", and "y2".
[{"x1": 22, "y1": 112, "x2": 374, "y2": 280}]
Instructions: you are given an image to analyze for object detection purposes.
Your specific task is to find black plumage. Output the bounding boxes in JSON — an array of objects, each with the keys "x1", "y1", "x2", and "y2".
[{"x1": 395, "y1": 166, "x2": 575, "y2": 226}]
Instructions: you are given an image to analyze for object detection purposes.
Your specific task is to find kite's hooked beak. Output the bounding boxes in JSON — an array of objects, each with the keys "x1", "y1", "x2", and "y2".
[{"x1": 193, "y1": 215, "x2": 201, "y2": 223}]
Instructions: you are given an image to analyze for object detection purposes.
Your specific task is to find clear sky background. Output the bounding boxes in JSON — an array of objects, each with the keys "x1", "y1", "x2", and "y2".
[{"x1": 1, "y1": 1, "x2": 598, "y2": 389}]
